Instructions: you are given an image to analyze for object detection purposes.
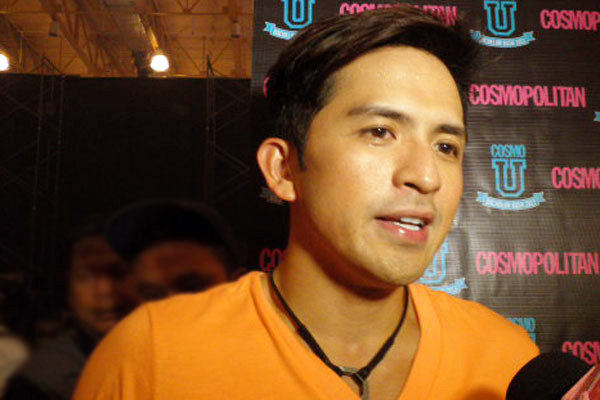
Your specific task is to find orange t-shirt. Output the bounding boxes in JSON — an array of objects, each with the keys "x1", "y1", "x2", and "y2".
[{"x1": 73, "y1": 271, "x2": 538, "y2": 399}]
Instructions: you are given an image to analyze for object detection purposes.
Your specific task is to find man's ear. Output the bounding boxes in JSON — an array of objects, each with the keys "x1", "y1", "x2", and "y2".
[{"x1": 256, "y1": 138, "x2": 297, "y2": 202}]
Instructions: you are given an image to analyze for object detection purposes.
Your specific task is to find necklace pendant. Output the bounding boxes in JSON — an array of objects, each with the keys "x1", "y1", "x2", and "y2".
[
  {"x1": 360, "y1": 380, "x2": 370, "y2": 400},
  {"x1": 339, "y1": 366, "x2": 369, "y2": 400}
]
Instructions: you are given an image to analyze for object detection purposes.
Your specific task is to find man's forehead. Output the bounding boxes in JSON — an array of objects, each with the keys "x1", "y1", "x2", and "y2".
[
  {"x1": 325, "y1": 46, "x2": 461, "y2": 103},
  {"x1": 330, "y1": 46, "x2": 454, "y2": 82},
  {"x1": 73, "y1": 235, "x2": 113, "y2": 256},
  {"x1": 71, "y1": 235, "x2": 125, "y2": 272},
  {"x1": 314, "y1": 47, "x2": 464, "y2": 130}
]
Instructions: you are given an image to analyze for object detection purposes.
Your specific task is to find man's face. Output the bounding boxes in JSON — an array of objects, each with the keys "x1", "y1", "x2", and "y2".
[
  {"x1": 69, "y1": 236, "x2": 132, "y2": 339},
  {"x1": 132, "y1": 241, "x2": 229, "y2": 301},
  {"x1": 289, "y1": 46, "x2": 465, "y2": 289}
]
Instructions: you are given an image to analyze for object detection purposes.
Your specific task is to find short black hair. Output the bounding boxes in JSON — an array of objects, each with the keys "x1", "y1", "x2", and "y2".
[
  {"x1": 266, "y1": 5, "x2": 479, "y2": 163},
  {"x1": 63, "y1": 213, "x2": 109, "y2": 273}
]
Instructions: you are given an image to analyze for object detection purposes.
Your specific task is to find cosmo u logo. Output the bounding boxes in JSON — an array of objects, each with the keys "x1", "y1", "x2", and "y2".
[
  {"x1": 477, "y1": 144, "x2": 545, "y2": 210},
  {"x1": 264, "y1": 0, "x2": 316, "y2": 40},
  {"x1": 471, "y1": 0, "x2": 535, "y2": 48},
  {"x1": 419, "y1": 242, "x2": 467, "y2": 295}
]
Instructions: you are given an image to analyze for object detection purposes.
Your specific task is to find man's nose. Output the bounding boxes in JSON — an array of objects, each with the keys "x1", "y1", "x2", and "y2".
[
  {"x1": 392, "y1": 139, "x2": 442, "y2": 194},
  {"x1": 94, "y1": 275, "x2": 118, "y2": 298}
]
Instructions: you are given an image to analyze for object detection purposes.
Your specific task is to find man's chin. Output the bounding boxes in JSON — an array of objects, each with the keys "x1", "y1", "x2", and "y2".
[
  {"x1": 369, "y1": 263, "x2": 429, "y2": 288},
  {"x1": 85, "y1": 319, "x2": 120, "y2": 338}
]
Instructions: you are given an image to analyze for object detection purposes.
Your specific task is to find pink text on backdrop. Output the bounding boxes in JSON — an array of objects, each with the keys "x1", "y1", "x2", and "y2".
[
  {"x1": 552, "y1": 167, "x2": 600, "y2": 190},
  {"x1": 540, "y1": 10, "x2": 600, "y2": 31},
  {"x1": 339, "y1": 3, "x2": 457, "y2": 25},
  {"x1": 470, "y1": 84, "x2": 586, "y2": 108},
  {"x1": 476, "y1": 252, "x2": 599, "y2": 276},
  {"x1": 259, "y1": 248, "x2": 284, "y2": 272},
  {"x1": 563, "y1": 341, "x2": 600, "y2": 365}
]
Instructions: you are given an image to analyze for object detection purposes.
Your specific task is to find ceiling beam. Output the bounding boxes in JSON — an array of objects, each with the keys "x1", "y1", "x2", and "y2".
[
  {"x1": 36, "y1": 0, "x2": 131, "y2": 76},
  {"x1": 0, "y1": 14, "x2": 63, "y2": 74},
  {"x1": 37, "y1": 0, "x2": 100, "y2": 75},
  {"x1": 75, "y1": 0, "x2": 134, "y2": 75},
  {"x1": 227, "y1": 0, "x2": 242, "y2": 78},
  {"x1": 2, "y1": 0, "x2": 250, "y2": 78},
  {"x1": 173, "y1": 36, "x2": 202, "y2": 76},
  {"x1": 0, "y1": 9, "x2": 253, "y2": 17}
]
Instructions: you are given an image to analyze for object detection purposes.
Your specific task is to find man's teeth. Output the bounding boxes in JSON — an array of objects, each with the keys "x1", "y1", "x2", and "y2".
[
  {"x1": 400, "y1": 217, "x2": 424, "y2": 226},
  {"x1": 391, "y1": 217, "x2": 425, "y2": 231}
]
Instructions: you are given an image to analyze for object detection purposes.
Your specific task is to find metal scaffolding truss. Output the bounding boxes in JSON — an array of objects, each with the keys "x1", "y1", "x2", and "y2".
[
  {"x1": 0, "y1": 70, "x2": 63, "y2": 313},
  {"x1": 204, "y1": 55, "x2": 250, "y2": 204}
]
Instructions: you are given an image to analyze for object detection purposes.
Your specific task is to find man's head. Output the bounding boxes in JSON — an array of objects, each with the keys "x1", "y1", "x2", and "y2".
[
  {"x1": 66, "y1": 218, "x2": 132, "y2": 340},
  {"x1": 106, "y1": 200, "x2": 239, "y2": 302},
  {"x1": 265, "y1": 6, "x2": 477, "y2": 163},
  {"x1": 257, "y1": 7, "x2": 478, "y2": 291}
]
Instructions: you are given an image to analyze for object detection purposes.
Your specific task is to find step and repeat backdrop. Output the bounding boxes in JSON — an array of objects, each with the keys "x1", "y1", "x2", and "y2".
[{"x1": 250, "y1": 0, "x2": 600, "y2": 365}]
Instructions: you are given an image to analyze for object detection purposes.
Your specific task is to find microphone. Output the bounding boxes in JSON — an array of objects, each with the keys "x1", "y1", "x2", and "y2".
[
  {"x1": 506, "y1": 352, "x2": 593, "y2": 400},
  {"x1": 562, "y1": 364, "x2": 600, "y2": 400}
]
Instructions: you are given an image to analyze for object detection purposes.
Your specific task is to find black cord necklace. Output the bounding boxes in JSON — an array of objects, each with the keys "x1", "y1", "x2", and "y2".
[{"x1": 268, "y1": 272, "x2": 410, "y2": 400}]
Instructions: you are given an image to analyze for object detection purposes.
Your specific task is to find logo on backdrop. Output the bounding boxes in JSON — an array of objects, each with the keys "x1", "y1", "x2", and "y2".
[
  {"x1": 471, "y1": 0, "x2": 535, "y2": 48},
  {"x1": 419, "y1": 241, "x2": 468, "y2": 295},
  {"x1": 264, "y1": 0, "x2": 316, "y2": 40},
  {"x1": 477, "y1": 144, "x2": 545, "y2": 210},
  {"x1": 507, "y1": 317, "x2": 537, "y2": 342},
  {"x1": 563, "y1": 341, "x2": 600, "y2": 365}
]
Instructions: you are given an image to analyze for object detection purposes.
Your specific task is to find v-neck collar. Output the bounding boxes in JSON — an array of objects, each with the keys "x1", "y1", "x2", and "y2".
[
  {"x1": 396, "y1": 284, "x2": 443, "y2": 399},
  {"x1": 252, "y1": 273, "x2": 443, "y2": 400}
]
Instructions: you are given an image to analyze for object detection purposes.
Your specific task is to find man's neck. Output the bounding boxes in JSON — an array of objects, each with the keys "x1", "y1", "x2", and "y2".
[
  {"x1": 268, "y1": 245, "x2": 411, "y2": 362},
  {"x1": 264, "y1": 242, "x2": 421, "y2": 399}
]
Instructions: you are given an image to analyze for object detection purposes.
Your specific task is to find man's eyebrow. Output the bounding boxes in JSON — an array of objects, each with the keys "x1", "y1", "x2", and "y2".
[
  {"x1": 437, "y1": 123, "x2": 468, "y2": 142},
  {"x1": 347, "y1": 105, "x2": 411, "y2": 123}
]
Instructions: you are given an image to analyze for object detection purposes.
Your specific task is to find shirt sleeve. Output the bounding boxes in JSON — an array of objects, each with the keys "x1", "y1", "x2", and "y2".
[{"x1": 72, "y1": 305, "x2": 154, "y2": 399}]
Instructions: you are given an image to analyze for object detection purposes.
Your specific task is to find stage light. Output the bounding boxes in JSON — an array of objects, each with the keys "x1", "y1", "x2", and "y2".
[
  {"x1": 0, "y1": 52, "x2": 9, "y2": 71},
  {"x1": 150, "y1": 50, "x2": 169, "y2": 72}
]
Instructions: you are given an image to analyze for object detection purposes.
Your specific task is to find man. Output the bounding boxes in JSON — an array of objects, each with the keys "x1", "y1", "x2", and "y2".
[
  {"x1": 5, "y1": 217, "x2": 133, "y2": 400},
  {"x1": 104, "y1": 200, "x2": 241, "y2": 302},
  {"x1": 74, "y1": 7, "x2": 538, "y2": 400}
]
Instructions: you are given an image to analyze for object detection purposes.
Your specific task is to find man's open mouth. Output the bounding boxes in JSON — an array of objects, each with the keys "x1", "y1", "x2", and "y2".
[{"x1": 387, "y1": 217, "x2": 426, "y2": 231}]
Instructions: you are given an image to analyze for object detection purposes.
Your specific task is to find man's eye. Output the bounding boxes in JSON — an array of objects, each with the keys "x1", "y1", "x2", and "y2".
[
  {"x1": 437, "y1": 143, "x2": 459, "y2": 157},
  {"x1": 364, "y1": 127, "x2": 393, "y2": 139},
  {"x1": 74, "y1": 270, "x2": 93, "y2": 282}
]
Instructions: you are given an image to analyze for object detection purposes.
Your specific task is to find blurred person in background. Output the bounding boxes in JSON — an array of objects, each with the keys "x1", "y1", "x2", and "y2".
[
  {"x1": 0, "y1": 280, "x2": 31, "y2": 396},
  {"x1": 105, "y1": 199, "x2": 243, "y2": 303},
  {"x1": 4, "y1": 215, "x2": 134, "y2": 400}
]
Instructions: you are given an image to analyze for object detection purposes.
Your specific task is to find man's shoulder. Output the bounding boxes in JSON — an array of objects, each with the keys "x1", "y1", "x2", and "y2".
[
  {"x1": 142, "y1": 271, "x2": 263, "y2": 331},
  {"x1": 410, "y1": 284, "x2": 536, "y2": 346}
]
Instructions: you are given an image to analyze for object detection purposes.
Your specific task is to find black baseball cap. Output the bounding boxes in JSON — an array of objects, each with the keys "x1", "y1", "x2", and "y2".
[{"x1": 106, "y1": 200, "x2": 239, "y2": 271}]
